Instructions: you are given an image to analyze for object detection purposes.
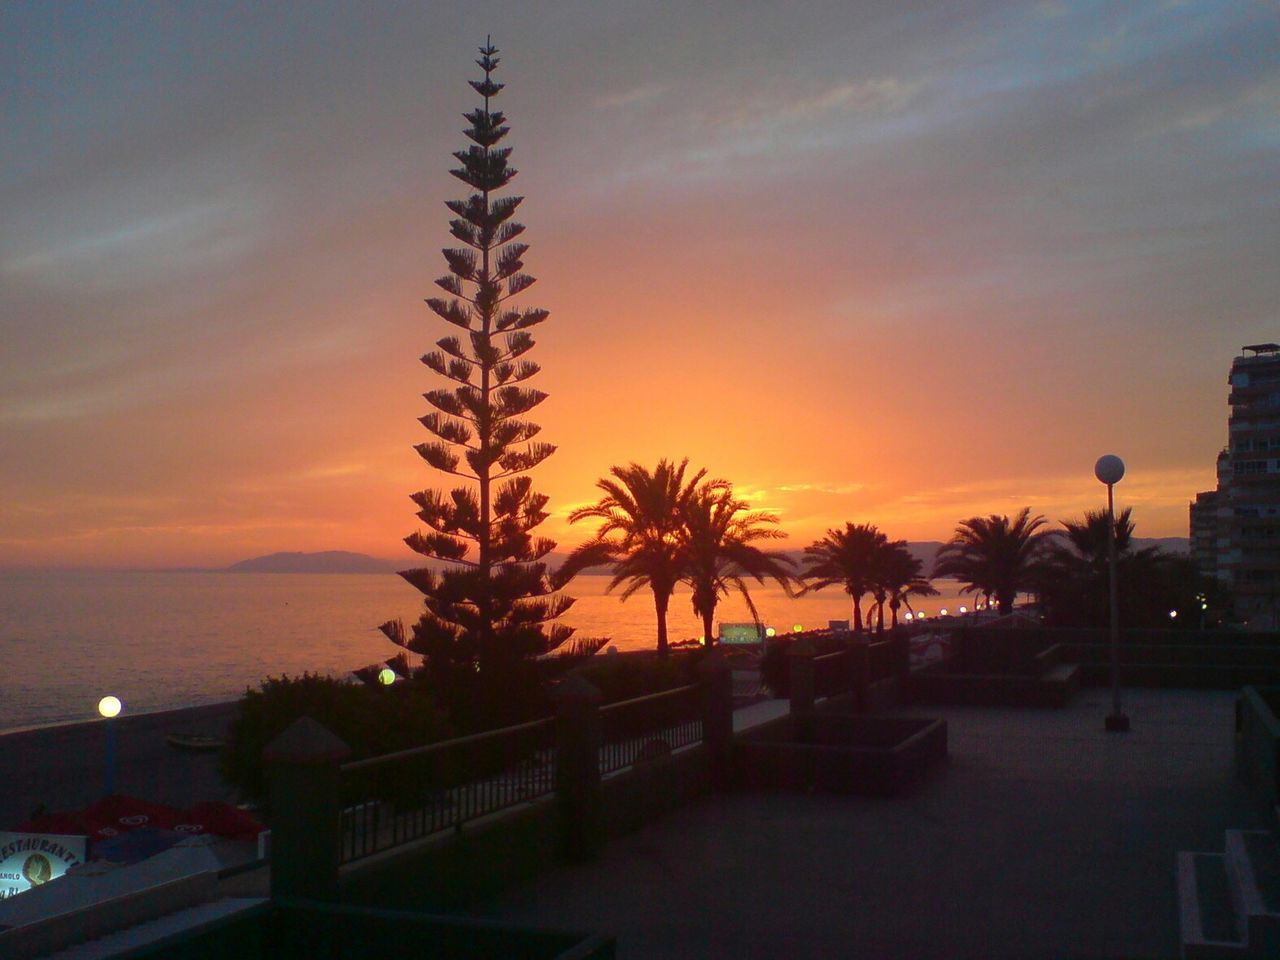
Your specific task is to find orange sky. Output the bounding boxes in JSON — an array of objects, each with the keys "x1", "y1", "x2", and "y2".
[{"x1": 2, "y1": 3, "x2": 1277, "y2": 568}]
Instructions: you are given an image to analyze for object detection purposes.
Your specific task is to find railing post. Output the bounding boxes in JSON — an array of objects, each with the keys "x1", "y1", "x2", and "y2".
[
  {"x1": 848, "y1": 640, "x2": 870, "y2": 714},
  {"x1": 554, "y1": 675, "x2": 603, "y2": 862},
  {"x1": 788, "y1": 637, "x2": 816, "y2": 715},
  {"x1": 698, "y1": 647, "x2": 734, "y2": 789},
  {"x1": 264, "y1": 716, "x2": 351, "y2": 902}
]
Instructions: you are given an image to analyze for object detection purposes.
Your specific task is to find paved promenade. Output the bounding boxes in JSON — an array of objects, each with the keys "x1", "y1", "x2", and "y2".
[
  {"x1": 0, "y1": 702, "x2": 240, "y2": 828},
  {"x1": 483, "y1": 688, "x2": 1271, "y2": 959}
]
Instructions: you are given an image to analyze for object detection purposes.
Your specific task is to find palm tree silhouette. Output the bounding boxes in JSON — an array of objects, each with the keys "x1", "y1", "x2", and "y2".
[
  {"x1": 558, "y1": 459, "x2": 714, "y2": 658},
  {"x1": 1061, "y1": 507, "x2": 1139, "y2": 566},
  {"x1": 932, "y1": 508, "x2": 1058, "y2": 615},
  {"x1": 679, "y1": 484, "x2": 795, "y2": 647},
  {"x1": 876, "y1": 542, "x2": 938, "y2": 631},
  {"x1": 801, "y1": 523, "x2": 889, "y2": 633}
]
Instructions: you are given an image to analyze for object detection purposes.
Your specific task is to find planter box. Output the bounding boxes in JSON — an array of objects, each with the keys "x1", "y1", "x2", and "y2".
[
  {"x1": 1237, "y1": 685, "x2": 1280, "y2": 805},
  {"x1": 905, "y1": 643, "x2": 1079, "y2": 708},
  {"x1": 733, "y1": 714, "x2": 946, "y2": 796}
]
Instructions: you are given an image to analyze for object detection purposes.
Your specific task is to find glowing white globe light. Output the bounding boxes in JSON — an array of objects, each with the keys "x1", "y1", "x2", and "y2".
[
  {"x1": 98, "y1": 696, "x2": 122, "y2": 719},
  {"x1": 940, "y1": 608, "x2": 949, "y2": 617},
  {"x1": 959, "y1": 606, "x2": 967, "y2": 614},
  {"x1": 792, "y1": 624, "x2": 803, "y2": 633},
  {"x1": 378, "y1": 668, "x2": 397, "y2": 685},
  {"x1": 765, "y1": 627, "x2": 776, "y2": 638}
]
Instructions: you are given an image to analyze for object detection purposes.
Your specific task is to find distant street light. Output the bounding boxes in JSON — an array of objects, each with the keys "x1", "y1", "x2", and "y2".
[
  {"x1": 98, "y1": 695, "x2": 122, "y2": 795},
  {"x1": 1095, "y1": 454, "x2": 1129, "y2": 733}
]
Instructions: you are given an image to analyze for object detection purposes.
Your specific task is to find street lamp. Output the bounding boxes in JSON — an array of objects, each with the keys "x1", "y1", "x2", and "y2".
[
  {"x1": 1095, "y1": 454, "x2": 1129, "y2": 733},
  {"x1": 98, "y1": 695, "x2": 122, "y2": 795}
]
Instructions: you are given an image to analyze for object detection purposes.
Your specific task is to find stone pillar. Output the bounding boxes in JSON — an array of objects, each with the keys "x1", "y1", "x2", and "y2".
[
  {"x1": 698, "y1": 647, "x2": 734, "y2": 788},
  {"x1": 264, "y1": 716, "x2": 351, "y2": 902},
  {"x1": 554, "y1": 675, "x2": 603, "y2": 862},
  {"x1": 788, "y1": 637, "x2": 816, "y2": 715}
]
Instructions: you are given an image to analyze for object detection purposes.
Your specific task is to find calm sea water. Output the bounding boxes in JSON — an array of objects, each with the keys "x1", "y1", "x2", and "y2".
[{"x1": 0, "y1": 570, "x2": 981, "y2": 733}]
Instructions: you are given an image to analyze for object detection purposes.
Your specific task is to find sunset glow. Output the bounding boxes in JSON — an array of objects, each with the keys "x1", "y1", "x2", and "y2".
[{"x1": 3, "y1": 3, "x2": 1277, "y2": 569}]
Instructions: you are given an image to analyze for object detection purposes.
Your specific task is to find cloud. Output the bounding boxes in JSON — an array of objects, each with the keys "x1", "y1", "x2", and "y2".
[
  {"x1": 594, "y1": 83, "x2": 668, "y2": 108},
  {"x1": 775, "y1": 482, "x2": 868, "y2": 496}
]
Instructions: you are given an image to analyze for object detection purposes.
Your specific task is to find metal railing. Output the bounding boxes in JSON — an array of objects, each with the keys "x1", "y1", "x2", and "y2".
[
  {"x1": 338, "y1": 716, "x2": 556, "y2": 864},
  {"x1": 598, "y1": 684, "x2": 702, "y2": 776},
  {"x1": 812, "y1": 650, "x2": 850, "y2": 699},
  {"x1": 867, "y1": 638, "x2": 899, "y2": 682}
]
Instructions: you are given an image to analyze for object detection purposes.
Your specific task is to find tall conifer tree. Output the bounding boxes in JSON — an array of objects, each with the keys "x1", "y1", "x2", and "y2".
[{"x1": 386, "y1": 39, "x2": 573, "y2": 709}]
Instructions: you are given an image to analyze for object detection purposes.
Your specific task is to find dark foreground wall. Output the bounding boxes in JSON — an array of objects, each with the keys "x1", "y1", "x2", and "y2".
[
  {"x1": 954, "y1": 628, "x2": 1280, "y2": 690},
  {"x1": 336, "y1": 745, "x2": 712, "y2": 913}
]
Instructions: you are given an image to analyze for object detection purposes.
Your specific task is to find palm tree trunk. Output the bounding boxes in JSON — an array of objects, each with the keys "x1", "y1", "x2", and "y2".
[
  {"x1": 702, "y1": 607, "x2": 716, "y2": 648},
  {"x1": 654, "y1": 590, "x2": 670, "y2": 659},
  {"x1": 889, "y1": 599, "x2": 899, "y2": 630},
  {"x1": 852, "y1": 595, "x2": 863, "y2": 633}
]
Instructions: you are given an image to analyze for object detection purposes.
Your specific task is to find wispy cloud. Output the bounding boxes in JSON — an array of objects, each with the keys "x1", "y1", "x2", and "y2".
[{"x1": 594, "y1": 83, "x2": 668, "y2": 109}]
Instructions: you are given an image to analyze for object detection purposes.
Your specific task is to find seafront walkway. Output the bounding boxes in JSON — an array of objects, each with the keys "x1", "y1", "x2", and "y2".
[
  {"x1": 479, "y1": 687, "x2": 1270, "y2": 959},
  {"x1": 0, "y1": 703, "x2": 239, "y2": 830}
]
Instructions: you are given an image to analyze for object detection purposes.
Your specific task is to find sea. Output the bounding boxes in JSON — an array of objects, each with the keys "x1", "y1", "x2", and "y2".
[{"x1": 0, "y1": 570, "x2": 984, "y2": 734}]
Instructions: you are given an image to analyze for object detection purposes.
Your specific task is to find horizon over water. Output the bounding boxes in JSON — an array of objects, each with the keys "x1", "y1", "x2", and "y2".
[{"x1": 0, "y1": 569, "x2": 989, "y2": 734}]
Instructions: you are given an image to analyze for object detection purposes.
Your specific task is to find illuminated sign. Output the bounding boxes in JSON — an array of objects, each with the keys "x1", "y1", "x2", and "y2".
[
  {"x1": 0, "y1": 833, "x2": 86, "y2": 899},
  {"x1": 718, "y1": 622, "x2": 765, "y2": 645}
]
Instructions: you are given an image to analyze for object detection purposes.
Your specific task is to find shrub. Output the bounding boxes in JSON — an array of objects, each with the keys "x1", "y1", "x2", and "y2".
[
  {"x1": 571, "y1": 651, "x2": 702, "y2": 704},
  {"x1": 220, "y1": 673, "x2": 449, "y2": 808},
  {"x1": 759, "y1": 632, "x2": 859, "y2": 697}
]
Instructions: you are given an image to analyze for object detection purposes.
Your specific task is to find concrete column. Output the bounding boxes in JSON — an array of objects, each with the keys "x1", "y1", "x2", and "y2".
[
  {"x1": 698, "y1": 647, "x2": 734, "y2": 788},
  {"x1": 554, "y1": 675, "x2": 603, "y2": 862},
  {"x1": 264, "y1": 716, "x2": 351, "y2": 902},
  {"x1": 788, "y1": 637, "x2": 816, "y2": 715}
]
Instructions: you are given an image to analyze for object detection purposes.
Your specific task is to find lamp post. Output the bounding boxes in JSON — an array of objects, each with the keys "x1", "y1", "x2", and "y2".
[
  {"x1": 1095, "y1": 454, "x2": 1129, "y2": 733},
  {"x1": 98, "y1": 695, "x2": 122, "y2": 795}
]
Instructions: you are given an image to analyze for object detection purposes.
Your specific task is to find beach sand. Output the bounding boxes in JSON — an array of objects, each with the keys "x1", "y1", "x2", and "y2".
[{"x1": 0, "y1": 702, "x2": 242, "y2": 829}]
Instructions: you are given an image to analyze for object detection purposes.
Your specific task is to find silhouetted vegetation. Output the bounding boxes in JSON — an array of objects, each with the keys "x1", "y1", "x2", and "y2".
[
  {"x1": 381, "y1": 40, "x2": 586, "y2": 728},
  {"x1": 560, "y1": 460, "x2": 793, "y2": 650},
  {"x1": 571, "y1": 650, "x2": 703, "y2": 704},
  {"x1": 801, "y1": 523, "x2": 935, "y2": 633},
  {"x1": 558, "y1": 459, "x2": 709, "y2": 658},
  {"x1": 1036, "y1": 508, "x2": 1221, "y2": 628},
  {"x1": 221, "y1": 674, "x2": 449, "y2": 807},
  {"x1": 932, "y1": 509, "x2": 1057, "y2": 614},
  {"x1": 680, "y1": 484, "x2": 796, "y2": 647}
]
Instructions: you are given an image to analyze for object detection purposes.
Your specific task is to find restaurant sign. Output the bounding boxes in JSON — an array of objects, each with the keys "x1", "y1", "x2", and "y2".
[{"x1": 0, "y1": 832, "x2": 86, "y2": 898}]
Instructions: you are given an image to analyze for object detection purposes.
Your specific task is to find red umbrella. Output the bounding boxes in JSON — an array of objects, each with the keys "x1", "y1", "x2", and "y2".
[
  {"x1": 82, "y1": 796, "x2": 182, "y2": 838},
  {"x1": 181, "y1": 802, "x2": 263, "y2": 843}
]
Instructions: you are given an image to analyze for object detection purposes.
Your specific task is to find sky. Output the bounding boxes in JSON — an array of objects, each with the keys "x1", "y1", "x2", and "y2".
[{"x1": 2, "y1": 1, "x2": 1278, "y2": 569}]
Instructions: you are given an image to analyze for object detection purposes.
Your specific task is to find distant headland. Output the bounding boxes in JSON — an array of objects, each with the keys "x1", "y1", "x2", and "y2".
[{"x1": 223, "y1": 551, "x2": 396, "y2": 574}]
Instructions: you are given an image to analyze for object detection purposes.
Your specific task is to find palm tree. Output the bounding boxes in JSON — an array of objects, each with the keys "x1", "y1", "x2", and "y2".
[
  {"x1": 557, "y1": 459, "x2": 714, "y2": 658},
  {"x1": 932, "y1": 508, "x2": 1057, "y2": 615},
  {"x1": 801, "y1": 523, "x2": 889, "y2": 633},
  {"x1": 679, "y1": 484, "x2": 796, "y2": 647},
  {"x1": 1037, "y1": 507, "x2": 1173, "y2": 627},
  {"x1": 876, "y1": 542, "x2": 938, "y2": 631},
  {"x1": 1061, "y1": 507, "x2": 1138, "y2": 566}
]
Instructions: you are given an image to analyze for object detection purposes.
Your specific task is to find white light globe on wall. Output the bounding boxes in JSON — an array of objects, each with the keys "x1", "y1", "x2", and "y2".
[{"x1": 98, "y1": 695, "x2": 122, "y2": 719}]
